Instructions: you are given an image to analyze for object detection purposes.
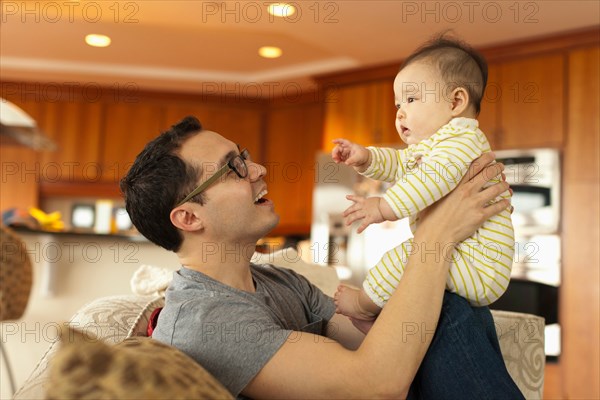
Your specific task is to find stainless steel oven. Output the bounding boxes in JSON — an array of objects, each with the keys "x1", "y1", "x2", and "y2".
[{"x1": 490, "y1": 148, "x2": 562, "y2": 359}]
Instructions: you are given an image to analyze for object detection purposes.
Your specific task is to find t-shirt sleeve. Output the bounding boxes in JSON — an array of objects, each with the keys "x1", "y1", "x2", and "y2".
[
  {"x1": 273, "y1": 266, "x2": 336, "y2": 325},
  {"x1": 168, "y1": 297, "x2": 291, "y2": 397}
]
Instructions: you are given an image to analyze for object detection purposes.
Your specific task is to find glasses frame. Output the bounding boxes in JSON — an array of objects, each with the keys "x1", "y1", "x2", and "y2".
[{"x1": 175, "y1": 149, "x2": 249, "y2": 207}]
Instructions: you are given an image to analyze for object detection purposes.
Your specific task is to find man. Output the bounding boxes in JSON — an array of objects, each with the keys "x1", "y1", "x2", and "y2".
[{"x1": 121, "y1": 116, "x2": 523, "y2": 399}]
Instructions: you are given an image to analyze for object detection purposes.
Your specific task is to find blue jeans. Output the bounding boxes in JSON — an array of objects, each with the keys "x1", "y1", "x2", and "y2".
[{"x1": 407, "y1": 291, "x2": 525, "y2": 400}]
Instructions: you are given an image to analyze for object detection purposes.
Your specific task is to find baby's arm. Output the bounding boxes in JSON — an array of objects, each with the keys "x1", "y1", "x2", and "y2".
[
  {"x1": 362, "y1": 146, "x2": 412, "y2": 183},
  {"x1": 331, "y1": 139, "x2": 372, "y2": 173},
  {"x1": 343, "y1": 195, "x2": 398, "y2": 233},
  {"x1": 383, "y1": 131, "x2": 487, "y2": 220}
]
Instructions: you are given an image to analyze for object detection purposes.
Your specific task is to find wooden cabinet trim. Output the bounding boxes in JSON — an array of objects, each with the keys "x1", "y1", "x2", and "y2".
[
  {"x1": 39, "y1": 181, "x2": 121, "y2": 198},
  {"x1": 313, "y1": 27, "x2": 600, "y2": 88},
  {"x1": 0, "y1": 81, "x2": 268, "y2": 107}
]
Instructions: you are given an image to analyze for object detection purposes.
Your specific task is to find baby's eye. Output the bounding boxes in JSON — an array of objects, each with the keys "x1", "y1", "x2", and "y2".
[
  {"x1": 395, "y1": 103, "x2": 401, "y2": 110},
  {"x1": 407, "y1": 97, "x2": 415, "y2": 103}
]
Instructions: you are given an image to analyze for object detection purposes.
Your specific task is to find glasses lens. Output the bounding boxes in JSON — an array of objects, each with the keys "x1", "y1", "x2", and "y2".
[{"x1": 232, "y1": 154, "x2": 248, "y2": 178}]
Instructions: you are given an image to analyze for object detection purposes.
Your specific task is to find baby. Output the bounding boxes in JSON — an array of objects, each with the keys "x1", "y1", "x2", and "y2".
[{"x1": 332, "y1": 35, "x2": 514, "y2": 320}]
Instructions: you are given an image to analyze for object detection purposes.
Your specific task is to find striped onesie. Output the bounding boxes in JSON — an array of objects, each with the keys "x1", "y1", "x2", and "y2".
[{"x1": 362, "y1": 117, "x2": 514, "y2": 307}]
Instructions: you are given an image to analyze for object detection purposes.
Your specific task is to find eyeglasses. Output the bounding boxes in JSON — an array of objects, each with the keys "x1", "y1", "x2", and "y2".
[{"x1": 175, "y1": 149, "x2": 250, "y2": 207}]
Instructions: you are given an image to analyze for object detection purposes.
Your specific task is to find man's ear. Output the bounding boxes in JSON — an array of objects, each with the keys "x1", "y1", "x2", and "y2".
[
  {"x1": 449, "y1": 86, "x2": 470, "y2": 116},
  {"x1": 170, "y1": 205, "x2": 204, "y2": 232}
]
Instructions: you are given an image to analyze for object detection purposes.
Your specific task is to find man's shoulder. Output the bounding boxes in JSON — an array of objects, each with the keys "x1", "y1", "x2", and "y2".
[{"x1": 251, "y1": 262, "x2": 302, "y2": 279}]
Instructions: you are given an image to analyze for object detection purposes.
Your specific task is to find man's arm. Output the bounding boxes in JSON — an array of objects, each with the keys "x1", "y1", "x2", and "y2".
[
  {"x1": 243, "y1": 154, "x2": 510, "y2": 399},
  {"x1": 243, "y1": 230, "x2": 452, "y2": 399},
  {"x1": 326, "y1": 313, "x2": 365, "y2": 350}
]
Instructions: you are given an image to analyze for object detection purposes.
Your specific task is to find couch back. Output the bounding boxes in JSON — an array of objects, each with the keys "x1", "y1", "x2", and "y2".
[{"x1": 15, "y1": 250, "x2": 546, "y2": 399}]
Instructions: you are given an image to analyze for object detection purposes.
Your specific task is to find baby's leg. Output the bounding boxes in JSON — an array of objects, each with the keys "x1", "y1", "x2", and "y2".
[
  {"x1": 362, "y1": 240, "x2": 411, "y2": 309},
  {"x1": 334, "y1": 285, "x2": 381, "y2": 320}
]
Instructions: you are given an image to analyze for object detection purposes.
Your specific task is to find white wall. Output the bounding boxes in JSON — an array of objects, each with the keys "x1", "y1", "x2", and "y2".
[{"x1": 0, "y1": 232, "x2": 179, "y2": 399}]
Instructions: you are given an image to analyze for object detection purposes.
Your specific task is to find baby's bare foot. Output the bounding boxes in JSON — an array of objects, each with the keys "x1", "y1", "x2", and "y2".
[{"x1": 334, "y1": 284, "x2": 375, "y2": 320}]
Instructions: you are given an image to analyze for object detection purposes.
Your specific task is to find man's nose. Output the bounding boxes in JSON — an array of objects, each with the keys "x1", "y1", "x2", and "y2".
[{"x1": 248, "y1": 161, "x2": 266, "y2": 181}]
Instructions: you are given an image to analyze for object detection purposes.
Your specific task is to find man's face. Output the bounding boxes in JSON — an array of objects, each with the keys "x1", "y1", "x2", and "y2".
[
  {"x1": 393, "y1": 61, "x2": 454, "y2": 145},
  {"x1": 179, "y1": 130, "x2": 279, "y2": 242}
]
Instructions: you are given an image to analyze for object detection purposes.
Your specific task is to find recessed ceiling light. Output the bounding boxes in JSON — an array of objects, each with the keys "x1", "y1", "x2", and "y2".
[
  {"x1": 85, "y1": 34, "x2": 111, "y2": 48},
  {"x1": 267, "y1": 3, "x2": 296, "y2": 17},
  {"x1": 259, "y1": 46, "x2": 282, "y2": 59}
]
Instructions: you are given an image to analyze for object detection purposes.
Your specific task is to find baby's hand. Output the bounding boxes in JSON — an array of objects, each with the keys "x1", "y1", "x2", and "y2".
[
  {"x1": 331, "y1": 139, "x2": 371, "y2": 171},
  {"x1": 343, "y1": 195, "x2": 385, "y2": 233}
]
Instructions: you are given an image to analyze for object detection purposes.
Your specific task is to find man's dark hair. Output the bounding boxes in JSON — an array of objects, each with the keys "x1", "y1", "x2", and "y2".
[
  {"x1": 120, "y1": 116, "x2": 204, "y2": 251},
  {"x1": 401, "y1": 33, "x2": 488, "y2": 115}
]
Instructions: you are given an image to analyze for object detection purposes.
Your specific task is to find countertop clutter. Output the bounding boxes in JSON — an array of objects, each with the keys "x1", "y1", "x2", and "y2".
[{"x1": 3, "y1": 206, "x2": 144, "y2": 241}]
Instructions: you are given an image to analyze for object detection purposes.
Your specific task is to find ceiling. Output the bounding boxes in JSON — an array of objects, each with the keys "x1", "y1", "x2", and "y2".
[{"x1": 1, "y1": 1, "x2": 599, "y2": 97}]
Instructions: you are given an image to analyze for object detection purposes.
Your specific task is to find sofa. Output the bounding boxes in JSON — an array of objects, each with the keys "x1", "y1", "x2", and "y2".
[{"x1": 14, "y1": 249, "x2": 546, "y2": 399}]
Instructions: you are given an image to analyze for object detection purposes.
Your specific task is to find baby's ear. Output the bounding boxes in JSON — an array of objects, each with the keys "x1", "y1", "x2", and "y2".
[{"x1": 450, "y1": 87, "x2": 470, "y2": 116}]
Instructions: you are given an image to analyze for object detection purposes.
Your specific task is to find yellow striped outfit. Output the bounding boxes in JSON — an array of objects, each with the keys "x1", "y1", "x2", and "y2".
[{"x1": 362, "y1": 117, "x2": 514, "y2": 307}]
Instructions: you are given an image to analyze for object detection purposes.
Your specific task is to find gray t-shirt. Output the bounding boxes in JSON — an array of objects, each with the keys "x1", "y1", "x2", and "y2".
[{"x1": 152, "y1": 263, "x2": 336, "y2": 397}]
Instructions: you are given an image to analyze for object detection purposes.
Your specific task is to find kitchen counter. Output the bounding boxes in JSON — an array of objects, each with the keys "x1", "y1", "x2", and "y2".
[{"x1": 11, "y1": 226, "x2": 148, "y2": 242}]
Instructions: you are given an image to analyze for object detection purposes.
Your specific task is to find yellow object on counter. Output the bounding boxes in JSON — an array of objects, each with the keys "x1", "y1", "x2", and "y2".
[{"x1": 28, "y1": 207, "x2": 64, "y2": 231}]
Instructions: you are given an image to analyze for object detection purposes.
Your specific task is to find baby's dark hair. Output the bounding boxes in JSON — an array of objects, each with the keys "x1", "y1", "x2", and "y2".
[{"x1": 401, "y1": 33, "x2": 488, "y2": 115}]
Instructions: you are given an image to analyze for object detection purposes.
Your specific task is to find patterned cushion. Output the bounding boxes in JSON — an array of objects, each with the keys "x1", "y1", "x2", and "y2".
[
  {"x1": 45, "y1": 328, "x2": 233, "y2": 400},
  {"x1": 493, "y1": 310, "x2": 545, "y2": 399},
  {"x1": 0, "y1": 225, "x2": 33, "y2": 321},
  {"x1": 14, "y1": 295, "x2": 164, "y2": 400}
]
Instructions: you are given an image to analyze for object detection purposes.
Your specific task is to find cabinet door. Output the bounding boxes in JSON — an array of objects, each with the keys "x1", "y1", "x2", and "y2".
[
  {"x1": 322, "y1": 82, "x2": 382, "y2": 151},
  {"x1": 39, "y1": 101, "x2": 104, "y2": 182},
  {"x1": 478, "y1": 64, "x2": 500, "y2": 150},
  {"x1": 100, "y1": 102, "x2": 165, "y2": 183},
  {"x1": 561, "y1": 45, "x2": 600, "y2": 400},
  {"x1": 0, "y1": 96, "x2": 43, "y2": 209},
  {"x1": 164, "y1": 103, "x2": 263, "y2": 163},
  {"x1": 378, "y1": 78, "x2": 403, "y2": 146},
  {"x1": 264, "y1": 103, "x2": 323, "y2": 232},
  {"x1": 498, "y1": 54, "x2": 565, "y2": 149}
]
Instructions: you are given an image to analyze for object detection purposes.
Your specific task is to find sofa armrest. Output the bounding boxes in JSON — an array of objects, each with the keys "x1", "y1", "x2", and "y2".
[
  {"x1": 491, "y1": 310, "x2": 545, "y2": 399},
  {"x1": 13, "y1": 295, "x2": 164, "y2": 400}
]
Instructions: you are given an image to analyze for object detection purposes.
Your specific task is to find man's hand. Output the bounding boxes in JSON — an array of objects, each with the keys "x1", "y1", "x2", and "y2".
[
  {"x1": 416, "y1": 152, "x2": 511, "y2": 244},
  {"x1": 343, "y1": 195, "x2": 385, "y2": 233},
  {"x1": 332, "y1": 139, "x2": 371, "y2": 172}
]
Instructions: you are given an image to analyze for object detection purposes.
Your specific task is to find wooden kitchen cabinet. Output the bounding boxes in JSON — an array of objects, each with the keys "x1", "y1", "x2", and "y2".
[
  {"x1": 100, "y1": 101, "x2": 165, "y2": 183},
  {"x1": 38, "y1": 100, "x2": 104, "y2": 182},
  {"x1": 322, "y1": 79, "x2": 398, "y2": 152},
  {"x1": 0, "y1": 95, "x2": 44, "y2": 210},
  {"x1": 496, "y1": 54, "x2": 565, "y2": 149},
  {"x1": 378, "y1": 78, "x2": 401, "y2": 145},
  {"x1": 477, "y1": 64, "x2": 500, "y2": 149},
  {"x1": 163, "y1": 102, "x2": 264, "y2": 163},
  {"x1": 322, "y1": 54, "x2": 566, "y2": 152},
  {"x1": 322, "y1": 69, "x2": 507, "y2": 152},
  {"x1": 560, "y1": 44, "x2": 599, "y2": 399},
  {"x1": 264, "y1": 101, "x2": 323, "y2": 233}
]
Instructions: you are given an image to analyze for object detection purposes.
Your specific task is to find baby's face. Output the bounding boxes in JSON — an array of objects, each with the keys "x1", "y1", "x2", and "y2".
[{"x1": 393, "y1": 62, "x2": 455, "y2": 145}]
